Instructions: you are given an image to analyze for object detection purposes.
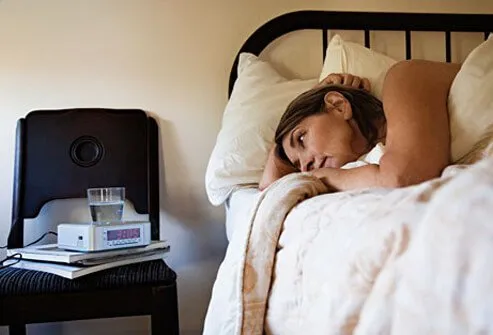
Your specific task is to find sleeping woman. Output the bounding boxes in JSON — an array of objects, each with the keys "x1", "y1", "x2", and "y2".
[{"x1": 260, "y1": 60, "x2": 461, "y2": 191}]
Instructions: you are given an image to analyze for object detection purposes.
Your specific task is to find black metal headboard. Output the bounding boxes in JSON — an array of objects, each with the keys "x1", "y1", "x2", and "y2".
[{"x1": 229, "y1": 10, "x2": 493, "y2": 97}]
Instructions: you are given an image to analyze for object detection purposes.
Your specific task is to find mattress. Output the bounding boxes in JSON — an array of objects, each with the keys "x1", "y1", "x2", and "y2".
[{"x1": 224, "y1": 187, "x2": 261, "y2": 241}]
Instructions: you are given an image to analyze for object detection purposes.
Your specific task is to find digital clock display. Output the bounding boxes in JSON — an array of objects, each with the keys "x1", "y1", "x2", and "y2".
[{"x1": 107, "y1": 228, "x2": 140, "y2": 241}]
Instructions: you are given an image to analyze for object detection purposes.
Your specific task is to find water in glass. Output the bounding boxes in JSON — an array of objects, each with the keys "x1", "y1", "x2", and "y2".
[
  {"x1": 87, "y1": 187, "x2": 125, "y2": 223},
  {"x1": 90, "y1": 201, "x2": 124, "y2": 222}
]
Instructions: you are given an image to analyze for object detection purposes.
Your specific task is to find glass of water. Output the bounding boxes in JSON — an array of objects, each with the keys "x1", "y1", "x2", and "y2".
[{"x1": 87, "y1": 187, "x2": 125, "y2": 223}]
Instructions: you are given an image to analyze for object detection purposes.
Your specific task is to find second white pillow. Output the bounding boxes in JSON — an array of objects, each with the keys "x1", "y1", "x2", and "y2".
[
  {"x1": 319, "y1": 34, "x2": 397, "y2": 100},
  {"x1": 448, "y1": 34, "x2": 493, "y2": 162}
]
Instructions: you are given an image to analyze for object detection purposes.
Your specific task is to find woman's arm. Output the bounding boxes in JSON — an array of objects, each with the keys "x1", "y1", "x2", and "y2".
[
  {"x1": 259, "y1": 146, "x2": 298, "y2": 190},
  {"x1": 310, "y1": 161, "x2": 416, "y2": 190},
  {"x1": 312, "y1": 60, "x2": 461, "y2": 190}
]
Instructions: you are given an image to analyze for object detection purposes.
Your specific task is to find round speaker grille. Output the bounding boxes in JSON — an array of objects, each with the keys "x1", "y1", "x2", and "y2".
[{"x1": 70, "y1": 136, "x2": 104, "y2": 167}]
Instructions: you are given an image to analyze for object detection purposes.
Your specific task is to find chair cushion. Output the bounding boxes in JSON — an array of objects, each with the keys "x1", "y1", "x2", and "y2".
[{"x1": 0, "y1": 260, "x2": 176, "y2": 297}]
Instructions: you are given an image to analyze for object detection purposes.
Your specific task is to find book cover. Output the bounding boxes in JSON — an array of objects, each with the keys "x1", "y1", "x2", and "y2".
[
  {"x1": 5, "y1": 249, "x2": 169, "y2": 280},
  {"x1": 7, "y1": 240, "x2": 169, "y2": 264}
]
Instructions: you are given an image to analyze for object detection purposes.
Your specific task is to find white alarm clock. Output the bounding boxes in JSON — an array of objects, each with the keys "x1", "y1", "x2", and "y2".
[{"x1": 57, "y1": 221, "x2": 151, "y2": 252}]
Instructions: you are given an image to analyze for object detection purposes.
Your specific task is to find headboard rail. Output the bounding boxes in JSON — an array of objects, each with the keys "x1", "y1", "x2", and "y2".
[{"x1": 229, "y1": 10, "x2": 493, "y2": 96}]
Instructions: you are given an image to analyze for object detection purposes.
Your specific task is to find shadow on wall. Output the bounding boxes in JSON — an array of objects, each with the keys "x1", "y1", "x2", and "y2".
[
  {"x1": 149, "y1": 113, "x2": 228, "y2": 333},
  {"x1": 149, "y1": 113, "x2": 228, "y2": 269}
]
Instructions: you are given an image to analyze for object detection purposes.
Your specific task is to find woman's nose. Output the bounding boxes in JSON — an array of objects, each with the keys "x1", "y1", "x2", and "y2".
[{"x1": 300, "y1": 156, "x2": 315, "y2": 172}]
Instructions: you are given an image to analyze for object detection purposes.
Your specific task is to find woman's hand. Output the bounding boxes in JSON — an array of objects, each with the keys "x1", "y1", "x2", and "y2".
[
  {"x1": 310, "y1": 167, "x2": 335, "y2": 188},
  {"x1": 317, "y1": 73, "x2": 371, "y2": 91}
]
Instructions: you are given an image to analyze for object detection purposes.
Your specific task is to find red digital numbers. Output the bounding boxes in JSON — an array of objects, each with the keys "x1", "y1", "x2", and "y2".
[{"x1": 108, "y1": 228, "x2": 140, "y2": 241}]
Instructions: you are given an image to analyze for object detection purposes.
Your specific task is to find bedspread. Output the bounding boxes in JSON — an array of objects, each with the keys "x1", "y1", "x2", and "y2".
[{"x1": 203, "y1": 158, "x2": 493, "y2": 335}]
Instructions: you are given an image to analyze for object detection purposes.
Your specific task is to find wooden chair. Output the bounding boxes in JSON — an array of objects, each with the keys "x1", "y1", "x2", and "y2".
[{"x1": 0, "y1": 108, "x2": 179, "y2": 335}]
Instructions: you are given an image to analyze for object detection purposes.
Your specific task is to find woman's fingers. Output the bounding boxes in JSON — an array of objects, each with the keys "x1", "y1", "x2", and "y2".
[
  {"x1": 316, "y1": 74, "x2": 340, "y2": 87},
  {"x1": 351, "y1": 76, "x2": 361, "y2": 89},
  {"x1": 342, "y1": 74, "x2": 354, "y2": 86},
  {"x1": 325, "y1": 73, "x2": 342, "y2": 85},
  {"x1": 361, "y1": 78, "x2": 371, "y2": 91},
  {"x1": 318, "y1": 73, "x2": 372, "y2": 91}
]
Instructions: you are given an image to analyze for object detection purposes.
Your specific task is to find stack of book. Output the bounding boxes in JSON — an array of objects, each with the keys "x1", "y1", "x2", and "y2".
[{"x1": 6, "y1": 241, "x2": 170, "y2": 279}]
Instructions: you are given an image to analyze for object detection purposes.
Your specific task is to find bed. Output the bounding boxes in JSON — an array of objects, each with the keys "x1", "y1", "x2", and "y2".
[{"x1": 204, "y1": 11, "x2": 493, "y2": 335}]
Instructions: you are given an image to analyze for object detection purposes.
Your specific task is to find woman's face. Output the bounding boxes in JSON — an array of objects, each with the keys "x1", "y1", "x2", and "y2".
[{"x1": 281, "y1": 92, "x2": 367, "y2": 171}]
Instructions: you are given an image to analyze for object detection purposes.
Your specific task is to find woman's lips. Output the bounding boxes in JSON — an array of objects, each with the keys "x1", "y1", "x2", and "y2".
[{"x1": 323, "y1": 156, "x2": 338, "y2": 168}]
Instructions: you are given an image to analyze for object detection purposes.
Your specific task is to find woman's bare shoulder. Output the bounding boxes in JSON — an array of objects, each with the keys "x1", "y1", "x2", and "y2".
[
  {"x1": 378, "y1": 60, "x2": 461, "y2": 185},
  {"x1": 382, "y1": 59, "x2": 460, "y2": 125},
  {"x1": 383, "y1": 60, "x2": 460, "y2": 98}
]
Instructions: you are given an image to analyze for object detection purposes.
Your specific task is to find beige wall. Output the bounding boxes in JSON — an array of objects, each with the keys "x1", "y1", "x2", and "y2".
[{"x1": 1, "y1": 0, "x2": 492, "y2": 334}]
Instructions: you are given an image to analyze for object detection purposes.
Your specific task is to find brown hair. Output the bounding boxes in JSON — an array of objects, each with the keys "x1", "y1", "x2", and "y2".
[{"x1": 274, "y1": 85, "x2": 385, "y2": 162}]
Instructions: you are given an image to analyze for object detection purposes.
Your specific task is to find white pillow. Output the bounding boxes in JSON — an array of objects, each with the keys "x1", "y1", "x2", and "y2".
[
  {"x1": 319, "y1": 34, "x2": 397, "y2": 99},
  {"x1": 205, "y1": 53, "x2": 317, "y2": 205},
  {"x1": 448, "y1": 34, "x2": 493, "y2": 162}
]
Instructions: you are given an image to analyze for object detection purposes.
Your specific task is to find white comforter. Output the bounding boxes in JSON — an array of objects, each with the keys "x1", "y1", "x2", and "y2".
[{"x1": 203, "y1": 158, "x2": 493, "y2": 335}]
